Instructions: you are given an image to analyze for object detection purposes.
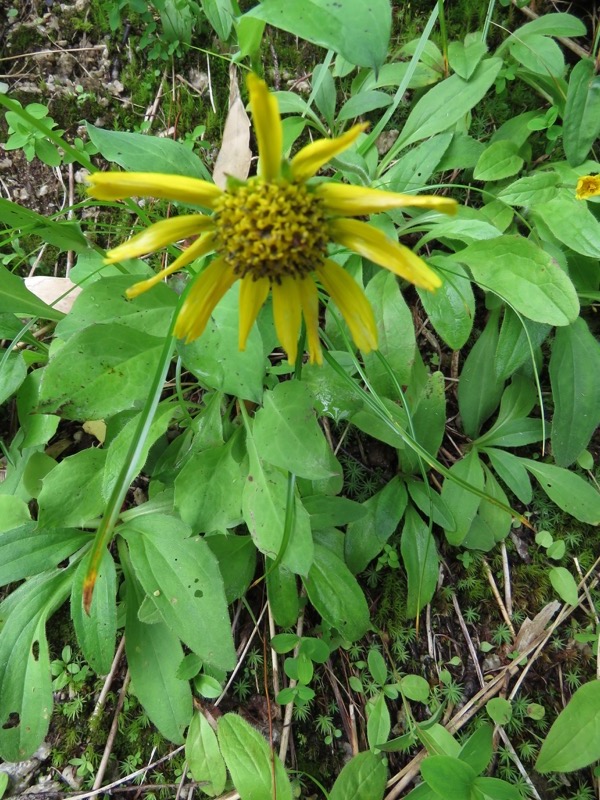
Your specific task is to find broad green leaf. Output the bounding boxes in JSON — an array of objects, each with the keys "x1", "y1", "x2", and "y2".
[
  {"x1": 0, "y1": 496, "x2": 30, "y2": 534},
  {"x1": 420, "y1": 755, "x2": 476, "y2": 800},
  {"x1": 516, "y1": 12, "x2": 586, "y2": 37},
  {"x1": 266, "y1": 563, "x2": 300, "y2": 628},
  {"x1": 458, "y1": 724, "x2": 493, "y2": 774},
  {"x1": 0, "y1": 523, "x2": 88, "y2": 586},
  {"x1": 16, "y1": 370, "x2": 60, "y2": 449},
  {"x1": 463, "y1": 466, "x2": 512, "y2": 551},
  {"x1": 205, "y1": 533, "x2": 256, "y2": 604},
  {"x1": 448, "y1": 37, "x2": 487, "y2": 80},
  {"x1": 200, "y1": 0, "x2": 234, "y2": 40},
  {"x1": 345, "y1": 477, "x2": 407, "y2": 574},
  {"x1": 37, "y1": 448, "x2": 106, "y2": 527},
  {"x1": 398, "y1": 371, "x2": 447, "y2": 474},
  {"x1": 458, "y1": 310, "x2": 504, "y2": 438},
  {"x1": 329, "y1": 751, "x2": 387, "y2": 800},
  {"x1": 441, "y1": 450, "x2": 484, "y2": 546},
  {"x1": 406, "y1": 479, "x2": 456, "y2": 531},
  {"x1": 550, "y1": 318, "x2": 600, "y2": 467},
  {"x1": 243, "y1": 428, "x2": 313, "y2": 575},
  {"x1": 350, "y1": 396, "x2": 407, "y2": 449},
  {"x1": 473, "y1": 777, "x2": 521, "y2": 800},
  {"x1": 302, "y1": 357, "x2": 362, "y2": 422},
  {"x1": 302, "y1": 495, "x2": 366, "y2": 529},
  {"x1": 55, "y1": 276, "x2": 176, "y2": 340},
  {"x1": 483, "y1": 447, "x2": 532, "y2": 505},
  {"x1": 497, "y1": 171, "x2": 560, "y2": 206},
  {"x1": 495, "y1": 307, "x2": 550, "y2": 380},
  {"x1": 71, "y1": 548, "x2": 116, "y2": 675},
  {"x1": 338, "y1": 90, "x2": 392, "y2": 121},
  {"x1": 437, "y1": 133, "x2": 485, "y2": 171},
  {"x1": 396, "y1": 58, "x2": 502, "y2": 150},
  {"x1": 0, "y1": 264, "x2": 64, "y2": 321},
  {"x1": 401, "y1": 505, "x2": 438, "y2": 617},
  {"x1": 520, "y1": 459, "x2": 600, "y2": 524},
  {"x1": 0, "y1": 199, "x2": 88, "y2": 256},
  {"x1": 549, "y1": 567, "x2": 578, "y2": 606},
  {"x1": 0, "y1": 568, "x2": 73, "y2": 761},
  {"x1": 420, "y1": 216, "x2": 502, "y2": 247},
  {"x1": 509, "y1": 34, "x2": 565, "y2": 77},
  {"x1": 253, "y1": 381, "x2": 333, "y2": 479},
  {"x1": 417, "y1": 723, "x2": 461, "y2": 757},
  {"x1": 0, "y1": 351, "x2": 26, "y2": 405},
  {"x1": 175, "y1": 442, "x2": 245, "y2": 532},
  {"x1": 534, "y1": 193, "x2": 600, "y2": 259},
  {"x1": 218, "y1": 713, "x2": 292, "y2": 800},
  {"x1": 87, "y1": 124, "x2": 211, "y2": 180},
  {"x1": 179, "y1": 283, "x2": 265, "y2": 403},
  {"x1": 384, "y1": 134, "x2": 453, "y2": 193},
  {"x1": 304, "y1": 543, "x2": 370, "y2": 641},
  {"x1": 367, "y1": 692, "x2": 391, "y2": 749},
  {"x1": 38, "y1": 323, "x2": 165, "y2": 419},
  {"x1": 123, "y1": 561, "x2": 192, "y2": 744},
  {"x1": 417, "y1": 259, "x2": 474, "y2": 350},
  {"x1": 122, "y1": 515, "x2": 236, "y2": 670},
  {"x1": 246, "y1": 0, "x2": 391, "y2": 70},
  {"x1": 186, "y1": 711, "x2": 227, "y2": 796},
  {"x1": 456, "y1": 235, "x2": 579, "y2": 325},
  {"x1": 536, "y1": 681, "x2": 600, "y2": 772},
  {"x1": 563, "y1": 59, "x2": 600, "y2": 166},
  {"x1": 474, "y1": 141, "x2": 523, "y2": 181},
  {"x1": 368, "y1": 649, "x2": 388, "y2": 685},
  {"x1": 363, "y1": 270, "x2": 416, "y2": 394},
  {"x1": 400, "y1": 674, "x2": 430, "y2": 702}
]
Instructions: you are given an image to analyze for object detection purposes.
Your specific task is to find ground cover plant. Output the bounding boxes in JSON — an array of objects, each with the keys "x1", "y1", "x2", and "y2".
[{"x1": 1, "y1": 0, "x2": 600, "y2": 797}]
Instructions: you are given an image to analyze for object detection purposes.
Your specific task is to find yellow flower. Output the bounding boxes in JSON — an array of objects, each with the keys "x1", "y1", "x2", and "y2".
[
  {"x1": 575, "y1": 174, "x2": 600, "y2": 200},
  {"x1": 87, "y1": 73, "x2": 456, "y2": 364}
]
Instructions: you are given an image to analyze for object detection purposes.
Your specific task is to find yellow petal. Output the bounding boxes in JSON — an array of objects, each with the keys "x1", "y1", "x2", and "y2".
[
  {"x1": 329, "y1": 218, "x2": 441, "y2": 291},
  {"x1": 125, "y1": 232, "x2": 216, "y2": 299},
  {"x1": 317, "y1": 182, "x2": 457, "y2": 216},
  {"x1": 272, "y1": 277, "x2": 302, "y2": 364},
  {"x1": 238, "y1": 275, "x2": 270, "y2": 350},
  {"x1": 316, "y1": 259, "x2": 377, "y2": 353},
  {"x1": 87, "y1": 172, "x2": 222, "y2": 207},
  {"x1": 297, "y1": 277, "x2": 322, "y2": 365},
  {"x1": 174, "y1": 258, "x2": 237, "y2": 343},
  {"x1": 290, "y1": 124, "x2": 367, "y2": 183},
  {"x1": 247, "y1": 73, "x2": 282, "y2": 182},
  {"x1": 104, "y1": 214, "x2": 214, "y2": 265},
  {"x1": 575, "y1": 175, "x2": 600, "y2": 200}
]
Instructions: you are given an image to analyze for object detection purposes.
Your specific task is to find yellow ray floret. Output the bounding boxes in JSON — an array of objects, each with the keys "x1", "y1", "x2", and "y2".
[
  {"x1": 317, "y1": 182, "x2": 457, "y2": 216},
  {"x1": 87, "y1": 171, "x2": 222, "y2": 207},
  {"x1": 575, "y1": 175, "x2": 600, "y2": 200}
]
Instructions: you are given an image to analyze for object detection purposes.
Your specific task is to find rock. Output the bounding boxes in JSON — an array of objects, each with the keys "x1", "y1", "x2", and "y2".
[{"x1": 0, "y1": 742, "x2": 51, "y2": 795}]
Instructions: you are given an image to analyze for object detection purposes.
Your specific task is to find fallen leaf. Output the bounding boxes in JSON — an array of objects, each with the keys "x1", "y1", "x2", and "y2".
[
  {"x1": 212, "y1": 63, "x2": 251, "y2": 189},
  {"x1": 24, "y1": 276, "x2": 81, "y2": 314}
]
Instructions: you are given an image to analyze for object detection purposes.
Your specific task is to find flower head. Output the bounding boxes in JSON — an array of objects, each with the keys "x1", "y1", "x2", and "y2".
[
  {"x1": 87, "y1": 73, "x2": 456, "y2": 364},
  {"x1": 575, "y1": 174, "x2": 600, "y2": 200}
]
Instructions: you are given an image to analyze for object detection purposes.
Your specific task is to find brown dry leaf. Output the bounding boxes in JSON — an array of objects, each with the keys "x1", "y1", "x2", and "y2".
[
  {"x1": 83, "y1": 420, "x2": 107, "y2": 444},
  {"x1": 212, "y1": 63, "x2": 251, "y2": 189},
  {"x1": 514, "y1": 600, "x2": 561, "y2": 652},
  {"x1": 24, "y1": 276, "x2": 81, "y2": 314}
]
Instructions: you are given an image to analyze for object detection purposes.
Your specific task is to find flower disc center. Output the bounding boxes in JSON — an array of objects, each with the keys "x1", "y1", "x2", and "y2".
[{"x1": 214, "y1": 179, "x2": 328, "y2": 282}]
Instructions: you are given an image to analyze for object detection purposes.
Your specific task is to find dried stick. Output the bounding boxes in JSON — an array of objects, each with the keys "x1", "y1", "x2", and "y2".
[
  {"x1": 90, "y1": 635, "x2": 126, "y2": 722},
  {"x1": 91, "y1": 670, "x2": 131, "y2": 790},
  {"x1": 278, "y1": 605, "x2": 306, "y2": 764},
  {"x1": 482, "y1": 558, "x2": 516, "y2": 638}
]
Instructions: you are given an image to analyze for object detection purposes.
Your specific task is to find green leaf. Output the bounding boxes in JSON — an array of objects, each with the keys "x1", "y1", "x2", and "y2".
[
  {"x1": 16, "y1": 370, "x2": 60, "y2": 449},
  {"x1": 483, "y1": 447, "x2": 532, "y2": 505},
  {"x1": 186, "y1": 711, "x2": 227, "y2": 796},
  {"x1": 509, "y1": 34, "x2": 565, "y2": 77},
  {"x1": 0, "y1": 264, "x2": 64, "y2": 321},
  {"x1": 487, "y1": 698, "x2": 512, "y2": 725},
  {"x1": 37, "y1": 448, "x2": 106, "y2": 527},
  {"x1": 458, "y1": 724, "x2": 493, "y2": 774},
  {"x1": 497, "y1": 171, "x2": 560, "y2": 206},
  {"x1": 338, "y1": 90, "x2": 392, "y2": 121},
  {"x1": 396, "y1": 58, "x2": 502, "y2": 150},
  {"x1": 304, "y1": 543, "x2": 370, "y2": 641},
  {"x1": 400, "y1": 674, "x2": 430, "y2": 702},
  {"x1": 253, "y1": 381, "x2": 334, "y2": 479},
  {"x1": 0, "y1": 199, "x2": 88, "y2": 257},
  {"x1": 520, "y1": 459, "x2": 600, "y2": 524},
  {"x1": 175, "y1": 442, "x2": 245, "y2": 532},
  {"x1": 218, "y1": 713, "x2": 292, "y2": 800},
  {"x1": 516, "y1": 12, "x2": 586, "y2": 37},
  {"x1": 266, "y1": 563, "x2": 300, "y2": 628},
  {"x1": 494, "y1": 307, "x2": 550, "y2": 380},
  {"x1": 302, "y1": 495, "x2": 366, "y2": 529},
  {"x1": 38, "y1": 323, "x2": 165, "y2": 419},
  {"x1": 243, "y1": 428, "x2": 313, "y2": 576},
  {"x1": 417, "y1": 723, "x2": 461, "y2": 758},
  {"x1": 448, "y1": 38, "x2": 487, "y2": 81},
  {"x1": 550, "y1": 318, "x2": 600, "y2": 467},
  {"x1": 536, "y1": 681, "x2": 600, "y2": 772},
  {"x1": 473, "y1": 777, "x2": 521, "y2": 800},
  {"x1": 458, "y1": 310, "x2": 504, "y2": 438},
  {"x1": 401, "y1": 505, "x2": 438, "y2": 617},
  {"x1": 463, "y1": 466, "x2": 512, "y2": 550},
  {"x1": 363, "y1": 270, "x2": 416, "y2": 394},
  {"x1": 0, "y1": 568, "x2": 73, "y2": 761},
  {"x1": 368, "y1": 649, "x2": 388, "y2": 686},
  {"x1": 549, "y1": 567, "x2": 578, "y2": 606},
  {"x1": 121, "y1": 515, "x2": 236, "y2": 670},
  {"x1": 71, "y1": 549, "x2": 116, "y2": 675},
  {"x1": 398, "y1": 371, "x2": 447, "y2": 474},
  {"x1": 87, "y1": 124, "x2": 210, "y2": 180},
  {"x1": 329, "y1": 751, "x2": 387, "y2": 800},
  {"x1": 246, "y1": 0, "x2": 391, "y2": 71},
  {"x1": 441, "y1": 450, "x2": 484, "y2": 546},
  {"x1": 474, "y1": 141, "x2": 524, "y2": 181},
  {"x1": 205, "y1": 533, "x2": 257, "y2": 604},
  {"x1": 417, "y1": 259, "x2": 474, "y2": 350},
  {"x1": 0, "y1": 523, "x2": 89, "y2": 586},
  {"x1": 0, "y1": 496, "x2": 30, "y2": 534},
  {"x1": 385, "y1": 134, "x2": 453, "y2": 193},
  {"x1": 367, "y1": 692, "x2": 391, "y2": 749},
  {"x1": 533, "y1": 193, "x2": 600, "y2": 259},
  {"x1": 0, "y1": 350, "x2": 26, "y2": 405},
  {"x1": 179, "y1": 283, "x2": 265, "y2": 403},
  {"x1": 200, "y1": 0, "x2": 234, "y2": 40},
  {"x1": 345, "y1": 477, "x2": 407, "y2": 574},
  {"x1": 456, "y1": 235, "x2": 579, "y2": 326},
  {"x1": 406, "y1": 480, "x2": 456, "y2": 530},
  {"x1": 123, "y1": 560, "x2": 192, "y2": 744},
  {"x1": 563, "y1": 59, "x2": 600, "y2": 166},
  {"x1": 421, "y1": 755, "x2": 476, "y2": 800}
]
